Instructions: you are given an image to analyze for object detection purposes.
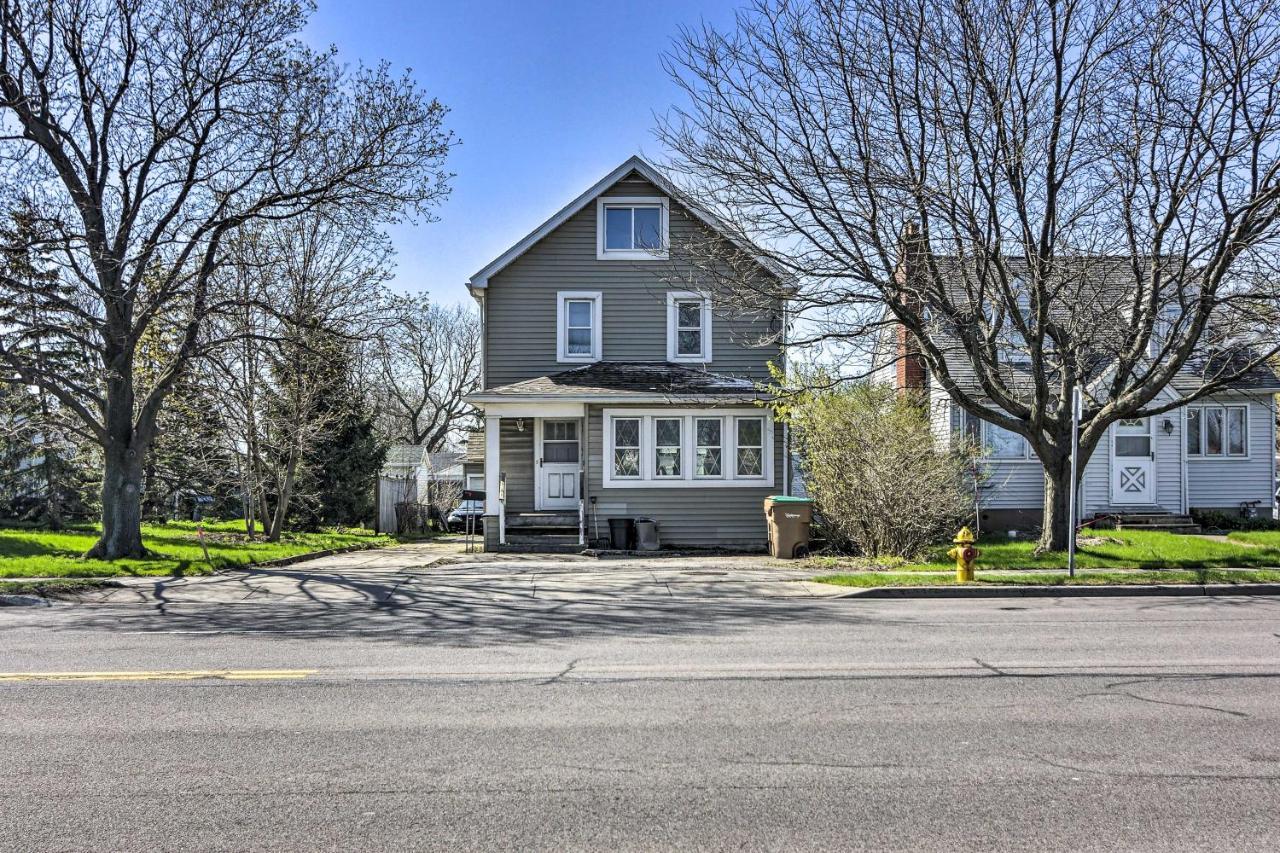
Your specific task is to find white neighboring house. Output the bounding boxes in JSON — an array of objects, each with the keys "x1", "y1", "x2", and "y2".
[{"x1": 872, "y1": 270, "x2": 1280, "y2": 532}]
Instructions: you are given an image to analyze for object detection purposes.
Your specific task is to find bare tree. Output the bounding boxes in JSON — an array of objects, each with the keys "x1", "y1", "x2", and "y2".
[
  {"x1": 208, "y1": 216, "x2": 393, "y2": 541},
  {"x1": 369, "y1": 299, "x2": 479, "y2": 451},
  {"x1": 659, "y1": 0, "x2": 1280, "y2": 551},
  {"x1": 0, "y1": 0, "x2": 453, "y2": 558}
]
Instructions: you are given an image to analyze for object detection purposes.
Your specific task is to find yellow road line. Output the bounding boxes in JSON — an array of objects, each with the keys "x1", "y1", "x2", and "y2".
[{"x1": 0, "y1": 669, "x2": 317, "y2": 682}]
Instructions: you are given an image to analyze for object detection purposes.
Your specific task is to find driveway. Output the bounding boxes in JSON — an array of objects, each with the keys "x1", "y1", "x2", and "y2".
[{"x1": 64, "y1": 540, "x2": 844, "y2": 607}]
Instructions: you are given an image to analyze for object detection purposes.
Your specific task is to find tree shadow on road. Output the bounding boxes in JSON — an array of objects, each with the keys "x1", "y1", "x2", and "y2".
[{"x1": 41, "y1": 565, "x2": 899, "y2": 648}]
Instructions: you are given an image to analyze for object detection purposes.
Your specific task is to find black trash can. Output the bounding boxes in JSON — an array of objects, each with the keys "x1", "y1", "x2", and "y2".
[{"x1": 608, "y1": 517, "x2": 635, "y2": 550}]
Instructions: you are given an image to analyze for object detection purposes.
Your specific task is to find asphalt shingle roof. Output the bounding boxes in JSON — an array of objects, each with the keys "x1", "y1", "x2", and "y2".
[{"x1": 478, "y1": 362, "x2": 766, "y2": 399}]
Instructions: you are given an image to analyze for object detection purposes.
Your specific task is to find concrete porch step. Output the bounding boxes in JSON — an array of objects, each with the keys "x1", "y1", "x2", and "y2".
[
  {"x1": 1115, "y1": 523, "x2": 1203, "y2": 534},
  {"x1": 1109, "y1": 512, "x2": 1202, "y2": 534},
  {"x1": 506, "y1": 512, "x2": 579, "y2": 529},
  {"x1": 504, "y1": 534, "x2": 583, "y2": 546}
]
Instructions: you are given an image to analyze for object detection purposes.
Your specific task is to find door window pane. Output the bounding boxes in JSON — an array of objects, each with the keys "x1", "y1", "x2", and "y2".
[
  {"x1": 736, "y1": 417, "x2": 764, "y2": 477},
  {"x1": 612, "y1": 418, "x2": 640, "y2": 477},
  {"x1": 655, "y1": 418, "x2": 682, "y2": 477},
  {"x1": 1115, "y1": 436, "x2": 1151, "y2": 457},
  {"x1": 1227, "y1": 407, "x2": 1246, "y2": 456},
  {"x1": 695, "y1": 418, "x2": 722, "y2": 477},
  {"x1": 1185, "y1": 408, "x2": 1201, "y2": 455},
  {"x1": 605, "y1": 208, "x2": 632, "y2": 249},
  {"x1": 1205, "y1": 408, "x2": 1223, "y2": 455}
]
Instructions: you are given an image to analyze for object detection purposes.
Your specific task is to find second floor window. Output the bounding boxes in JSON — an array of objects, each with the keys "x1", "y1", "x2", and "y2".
[
  {"x1": 556, "y1": 291, "x2": 602, "y2": 362},
  {"x1": 667, "y1": 291, "x2": 712, "y2": 362},
  {"x1": 596, "y1": 196, "x2": 669, "y2": 260}
]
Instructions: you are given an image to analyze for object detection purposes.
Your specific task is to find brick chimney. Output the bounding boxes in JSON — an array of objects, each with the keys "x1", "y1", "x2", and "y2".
[{"x1": 893, "y1": 223, "x2": 927, "y2": 393}]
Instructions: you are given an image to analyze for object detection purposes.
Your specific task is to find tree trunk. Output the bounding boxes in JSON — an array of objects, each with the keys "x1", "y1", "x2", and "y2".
[
  {"x1": 266, "y1": 445, "x2": 299, "y2": 543},
  {"x1": 41, "y1": 450, "x2": 63, "y2": 531},
  {"x1": 86, "y1": 437, "x2": 148, "y2": 559},
  {"x1": 1038, "y1": 458, "x2": 1072, "y2": 553}
]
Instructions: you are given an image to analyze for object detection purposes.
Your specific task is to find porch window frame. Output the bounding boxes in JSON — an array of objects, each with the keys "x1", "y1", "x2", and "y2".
[
  {"x1": 610, "y1": 416, "x2": 642, "y2": 480},
  {"x1": 601, "y1": 408, "x2": 775, "y2": 489}
]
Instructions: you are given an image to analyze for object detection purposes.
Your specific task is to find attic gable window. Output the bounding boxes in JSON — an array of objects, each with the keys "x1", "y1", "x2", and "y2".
[{"x1": 596, "y1": 196, "x2": 669, "y2": 260}]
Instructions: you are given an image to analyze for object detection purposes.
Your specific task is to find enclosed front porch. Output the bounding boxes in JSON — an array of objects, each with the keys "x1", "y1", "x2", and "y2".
[{"x1": 479, "y1": 402, "x2": 589, "y2": 551}]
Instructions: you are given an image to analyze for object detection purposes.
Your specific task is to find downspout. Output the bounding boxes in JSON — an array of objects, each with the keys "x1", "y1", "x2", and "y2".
[
  {"x1": 782, "y1": 422, "x2": 790, "y2": 496},
  {"x1": 476, "y1": 289, "x2": 487, "y2": 390}
]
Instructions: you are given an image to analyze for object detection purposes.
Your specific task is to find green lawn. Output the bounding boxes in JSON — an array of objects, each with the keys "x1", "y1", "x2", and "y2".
[
  {"x1": 0, "y1": 519, "x2": 394, "y2": 579},
  {"x1": 806, "y1": 527, "x2": 1280, "y2": 575},
  {"x1": 1228, "y1": 530, "x2": 1280, "y2": 548},
  {"x1": 814, "y1": 568, "x2": 1280, "y2": 588}
]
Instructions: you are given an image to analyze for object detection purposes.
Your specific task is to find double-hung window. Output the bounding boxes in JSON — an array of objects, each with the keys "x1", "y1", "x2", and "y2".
[
  {"x1": 603, "y1": 409, "x2": 773, "y2": 487},
  {"x1": 667, "y1": 291, "x2": 712, "y2": 362},
  {"x1": 556, "y1": 291, "x2": 601, "y2": 362},
  {"x1": 596, "y1": 197, "x2": 669, "y2": 260},
  {"x1": 1186, "y1": 404, "x2": 1247, "y2": 457}
]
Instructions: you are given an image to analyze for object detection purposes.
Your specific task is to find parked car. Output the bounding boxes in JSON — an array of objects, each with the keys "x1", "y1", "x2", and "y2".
[{"x1": 447, "y1": 499, "x2": 485, "y2": 532}]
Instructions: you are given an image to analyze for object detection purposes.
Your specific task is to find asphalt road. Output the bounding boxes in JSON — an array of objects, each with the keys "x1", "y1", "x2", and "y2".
[{"x1": 3, "y1": 593, "x2": 1280, "y2": 851}]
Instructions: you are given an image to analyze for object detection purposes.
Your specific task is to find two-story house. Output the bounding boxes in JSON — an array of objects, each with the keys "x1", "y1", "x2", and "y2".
[{"x1": 464, "y1": 156, "x2": 788, "y2": 550}]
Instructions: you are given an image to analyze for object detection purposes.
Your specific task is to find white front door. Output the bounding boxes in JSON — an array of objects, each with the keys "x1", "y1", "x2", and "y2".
[
  {"x1": 1111, "y1": 418, "x2": 1156, "y2": 504},
  {"x1": 536, "y1": 419, "x2": 580, "y2": 510}
]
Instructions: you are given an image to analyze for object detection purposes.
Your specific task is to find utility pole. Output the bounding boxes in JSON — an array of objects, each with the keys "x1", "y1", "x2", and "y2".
[{"x1": 1067, "y1": 387, "x2": 1082, "y2": 578}]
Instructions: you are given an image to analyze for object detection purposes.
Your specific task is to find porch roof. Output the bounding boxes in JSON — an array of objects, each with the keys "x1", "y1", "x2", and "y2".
[{"x1": 466, "y1": 361, "x2": 770, "y2": 404}]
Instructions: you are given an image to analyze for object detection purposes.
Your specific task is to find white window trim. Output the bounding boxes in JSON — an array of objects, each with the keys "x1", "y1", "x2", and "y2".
[
  {"x1": 651, "y1": 416, "x2": 685, "y2": 479},
  {"x1": 666, "y1": 291, "x2": 713, "y2": 363},
  {"x1": 1185, "y1": 403, "x2": 1250, "y2": 460},
  {"x1": 609, "y1": 416, "x2": 643, "y2": 480},
  {"x1": 596, "y1": 196, "x2": 670, "y2": 260},
  {"x1": 602, "y1": 408, "x2": 774, "y2": 488},
  {"x1": 556, "y1": 291, "x2": 602, "y2": 363}
]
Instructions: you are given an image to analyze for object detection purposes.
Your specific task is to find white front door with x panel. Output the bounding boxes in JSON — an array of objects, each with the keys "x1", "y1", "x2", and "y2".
[{"x1": 1110, "y1": 418, "x2": 1156, "y2": 504}]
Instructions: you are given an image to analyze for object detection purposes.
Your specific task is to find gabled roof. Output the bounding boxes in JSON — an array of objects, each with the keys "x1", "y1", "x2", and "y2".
[
  {"x1": 467, "y1": 361, "x2": 768, "y2": 404},
  {"x1": 466, "y1": 154, "x2": 786, "y2": 290}
]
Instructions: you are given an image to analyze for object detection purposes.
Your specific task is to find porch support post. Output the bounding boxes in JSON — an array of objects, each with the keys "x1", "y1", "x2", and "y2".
[{"x1": 484, "y1": 415, "x2": 502, "y2": 545}]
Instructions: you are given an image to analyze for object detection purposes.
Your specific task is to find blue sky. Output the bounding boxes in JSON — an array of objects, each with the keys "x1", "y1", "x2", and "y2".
[{"x1": 304, "y1": 0, "x2": 742, "y2": 306}]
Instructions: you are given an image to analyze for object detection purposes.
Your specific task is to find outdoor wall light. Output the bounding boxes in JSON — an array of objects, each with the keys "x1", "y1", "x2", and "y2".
[
  {"x1": 1161, "y1": 418, "x2": 1175, "y2": 435},
  {"x1": 516, "y1": 418, "x2": 525, "y2": 432}
]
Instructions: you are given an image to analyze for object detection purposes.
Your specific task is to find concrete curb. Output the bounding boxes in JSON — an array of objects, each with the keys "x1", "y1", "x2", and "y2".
[
  {"x1": 0, "y1": 594, "x2": 54, "y2": 607},
  {"x1": 834, "y1": 583, "x2": 1280, "y2": 599}
]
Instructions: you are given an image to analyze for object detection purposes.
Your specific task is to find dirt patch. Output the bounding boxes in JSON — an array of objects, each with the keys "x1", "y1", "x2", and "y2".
[{"x1": 1076, "y1": 535, "x2": 1125, "y2": 547}]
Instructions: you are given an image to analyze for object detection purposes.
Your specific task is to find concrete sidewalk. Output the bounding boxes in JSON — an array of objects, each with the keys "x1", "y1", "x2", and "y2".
[{"x1": 48, "y1": 542, "x2": 843, "y2": 606}]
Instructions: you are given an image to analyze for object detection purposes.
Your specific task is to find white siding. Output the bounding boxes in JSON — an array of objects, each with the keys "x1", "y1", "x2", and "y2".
[{"x1": 1186, "y1": 395, "x2": 1277, "y2": 511}]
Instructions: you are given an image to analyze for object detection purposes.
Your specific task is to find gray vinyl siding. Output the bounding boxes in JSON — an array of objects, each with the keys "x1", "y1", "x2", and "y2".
[
  {"x1": 498, "y1": 419, "x2": 535, "y2": 513},
  {"x1": 1186, "y1": 394, "x2": 1277, "y2": 511},
  {"x1": 583, "y1": 404, "x2": 783, "y2": 548},
  {"x1": 483, "y1": 174, "x2": 782, "y2": 388}
]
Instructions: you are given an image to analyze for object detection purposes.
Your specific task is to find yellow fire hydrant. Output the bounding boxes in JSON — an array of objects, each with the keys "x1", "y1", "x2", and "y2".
[{"x1": 948, "y1": 526, "x2": 980, "y2": 583}]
